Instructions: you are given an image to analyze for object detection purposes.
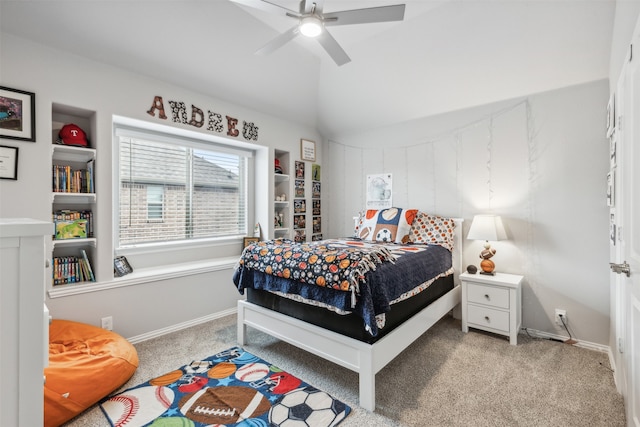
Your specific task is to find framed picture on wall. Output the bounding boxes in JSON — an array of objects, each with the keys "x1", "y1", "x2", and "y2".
[
  {"x1": 0, "y1": 145, "x2": 19, "y2": 180},
  {"x1": 607, "y1": 170, "x2": 615, "y2": 207},
  {"x1": 0, "y1": 86, "x2": 36, "y2": 142},
  {"x1": 606, "y1": 93, "x2": 615, "y2": 138},
  {"x1": 300, "y1": 139, "x2": 316, "y2": 162}
]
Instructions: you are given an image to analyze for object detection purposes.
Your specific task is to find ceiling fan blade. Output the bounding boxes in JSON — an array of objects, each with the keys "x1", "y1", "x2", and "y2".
[
  {"x1": 323, "y1": 4, "x2": 405, "y2": 26},
  {"x1": 255, "y1": 25, "x2": 300, "y2": 56},
  {"x1": 229, "y1": 0, "x2": 300, "y2": 19},
  {"x1": 316, "y1": 29, "x2": 351, "y2": 66}
]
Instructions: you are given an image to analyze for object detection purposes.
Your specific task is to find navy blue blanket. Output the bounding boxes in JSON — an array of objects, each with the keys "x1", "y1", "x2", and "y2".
[{"x1": 233, "y1": 239, "x2": 452, "y2": 336}]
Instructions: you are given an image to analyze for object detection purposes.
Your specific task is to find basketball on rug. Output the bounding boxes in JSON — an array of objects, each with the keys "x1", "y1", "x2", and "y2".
[{"x1": 100, "y1": 346, "x2": 351, "y2": 427}]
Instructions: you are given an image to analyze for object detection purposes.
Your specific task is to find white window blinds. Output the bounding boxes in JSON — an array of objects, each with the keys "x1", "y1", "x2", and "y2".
[{"x1": 116, "y1": 126, "x2": 250, "y2": 247}]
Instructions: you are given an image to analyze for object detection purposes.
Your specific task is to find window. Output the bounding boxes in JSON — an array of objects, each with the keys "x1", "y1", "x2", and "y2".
[
  {"x1": 146, "y1": 185, "x2": 164, "y2": 221},
  {"x1": 115, "y1": 125, "x2": 252, "y2": 248}
]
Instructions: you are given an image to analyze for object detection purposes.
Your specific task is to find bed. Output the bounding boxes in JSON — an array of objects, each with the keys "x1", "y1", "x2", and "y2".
[{"x1": 233, "y1": 209, "x2": 463, "y2": 411}]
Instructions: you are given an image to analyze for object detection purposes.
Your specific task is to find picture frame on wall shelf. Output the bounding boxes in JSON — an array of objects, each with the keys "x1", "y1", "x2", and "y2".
[
  {"x1": 0, "y1": 145, "x2": 19, "y2": 180},
  {"x1": 243, "y1": 236, "x2": 259, "y2": 248},
  {"x1": 300, "y1": 138, "x2": 316, "y2": 162},
  {"x1": 0, "y1": 86, "x2": 36, "y2": 142}
]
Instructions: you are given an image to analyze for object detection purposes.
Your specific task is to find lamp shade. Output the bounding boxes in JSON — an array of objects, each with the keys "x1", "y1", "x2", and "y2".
[{"x1": 467, "y1": 215, "x2": 507, "y2": 241}]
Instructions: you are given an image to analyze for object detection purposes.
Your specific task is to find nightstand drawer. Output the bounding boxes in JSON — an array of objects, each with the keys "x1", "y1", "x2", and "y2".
[
  {"x1": 467, "y1": 305, "x2": 510, "y2": 332},
  {"x1": 467, "y1": 283, "x2": 509, "y2": 309}
]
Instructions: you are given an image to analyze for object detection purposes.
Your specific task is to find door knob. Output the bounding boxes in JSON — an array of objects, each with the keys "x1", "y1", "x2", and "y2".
[{"x1": 610, "y1": 261, "x2": 630, "y2": 277}]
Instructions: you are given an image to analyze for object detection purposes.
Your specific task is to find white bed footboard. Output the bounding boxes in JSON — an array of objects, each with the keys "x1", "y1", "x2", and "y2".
[
  {"x1": 237, "y1": 284, "x2": 461, "y2": 411},
  {"x1": 237, "y1": 217, "x2": 464, "y2": 411}
]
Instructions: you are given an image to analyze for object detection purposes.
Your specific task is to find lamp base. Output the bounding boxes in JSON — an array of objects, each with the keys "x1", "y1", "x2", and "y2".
[{"x1": 479, "y1": 258, "x2": 496, "y2": 275}]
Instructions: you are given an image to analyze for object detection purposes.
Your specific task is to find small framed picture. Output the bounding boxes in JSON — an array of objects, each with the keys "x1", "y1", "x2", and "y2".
[
  {"x1": 0, "y1": 86, "x2": 36, "y2": 142},
  {"x1": 114, "y1": 256, "x2": 133, "y2": 277},
  {"x1": 243, "y1": 236, "x2": 259, "y2": 248},
  {"x1": 0, "y1": 145, "x2": 19, "y2": 180},
  {"x1": 607, "y1": 170, "x2": 615, "y2": 207},
  {"x1": 300, "y1": 138, "x2": 316, "y2": 162},
  {"x1": 606, "y1": 93, "x2": 615, "y2": 138}
]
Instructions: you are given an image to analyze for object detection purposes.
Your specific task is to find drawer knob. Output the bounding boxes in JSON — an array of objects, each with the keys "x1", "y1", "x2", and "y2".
[
  {"x1": 484, "y1": 316, "x2": 490, "y2": 323},
  {"x1": 484, "y1": 294, "x2": 490, "y2": 300}
]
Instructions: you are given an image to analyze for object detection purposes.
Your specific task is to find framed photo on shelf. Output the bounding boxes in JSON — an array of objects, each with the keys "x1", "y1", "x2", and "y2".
[
  {"x1": 0, "y1": 86, "x2": 36, "y2": 142},
  {"x1": 0, "y1": 145, "x2": 19, "y2": 180},
  {"x1": 301, "y1": 139, "x2": 316, "y2": 162},
  {"x1": 243, "y1": 236, "x2": 259, "y2": 248},
  {"x1": 114, "y1": 256, "x2": 134, "y2": 277}
]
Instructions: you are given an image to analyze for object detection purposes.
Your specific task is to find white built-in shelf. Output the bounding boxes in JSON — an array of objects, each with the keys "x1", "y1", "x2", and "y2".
[
  {"x1": 274, "y1": 173, "x2": 290, "y2": 182},
  {"x1": 51, "y1": 144, "x2": 96, "y2": 162},
  {"x1": 52, "y1": 192, "x2": 96, "y2": 204},
  {"x1": 52, "y1": 238, "x2": 97, "y2": 248},
  {"x1": 274, "y1": 201, "x2": 289, "y2": 206}
]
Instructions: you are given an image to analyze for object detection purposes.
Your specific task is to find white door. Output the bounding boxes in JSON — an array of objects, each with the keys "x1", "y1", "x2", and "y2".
[{"x1": 612, "y1": 17, "x2": 640, "y2": 427}]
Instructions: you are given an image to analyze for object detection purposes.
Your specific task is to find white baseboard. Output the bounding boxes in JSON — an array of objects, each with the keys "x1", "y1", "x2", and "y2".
[
  {"x1": 127, "y1": 307, "x2": 237, "y2": 344},
  {"x1": 521, "y1": 327, "x2": 610, "y2": 353}
]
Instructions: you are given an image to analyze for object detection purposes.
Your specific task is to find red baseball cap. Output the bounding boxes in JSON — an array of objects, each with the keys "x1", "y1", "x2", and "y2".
[{"x1": 58, "y1": 124, "x2": 88, "y2": 147}]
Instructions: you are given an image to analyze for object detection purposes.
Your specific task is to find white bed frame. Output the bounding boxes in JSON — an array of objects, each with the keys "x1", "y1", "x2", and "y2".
[{"x1": 237, "y1": 219, "x2": 464, "y2": 411}]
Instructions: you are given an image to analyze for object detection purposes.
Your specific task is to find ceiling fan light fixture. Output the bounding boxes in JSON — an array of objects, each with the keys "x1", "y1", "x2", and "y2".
[{"x1": 299, "y1": 16, "x2": 322, "y2": 37}]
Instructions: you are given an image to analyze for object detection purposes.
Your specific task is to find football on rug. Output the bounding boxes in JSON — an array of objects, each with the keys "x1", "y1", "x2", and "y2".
[{"x1": 100, "y1": 346, "x2": 351, "y2": 427}]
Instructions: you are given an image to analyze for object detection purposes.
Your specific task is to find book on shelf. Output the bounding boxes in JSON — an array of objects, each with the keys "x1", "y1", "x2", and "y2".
[
  {"x1": 52, "y1": 158, "x2": 94, "y2": 193},
  {"x1": 52, "y1": 251, "x2": 96, "y2": 286}
]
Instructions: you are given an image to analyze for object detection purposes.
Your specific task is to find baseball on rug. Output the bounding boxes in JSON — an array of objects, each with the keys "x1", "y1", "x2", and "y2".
[{"x1": 99, "y1": 346, "x2": 351, "y2": 427}]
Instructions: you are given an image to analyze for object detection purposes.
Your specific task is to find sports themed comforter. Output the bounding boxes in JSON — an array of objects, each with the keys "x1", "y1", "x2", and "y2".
[{"x1": 233, "y1": 238, "x2": 452, "y2": 336}]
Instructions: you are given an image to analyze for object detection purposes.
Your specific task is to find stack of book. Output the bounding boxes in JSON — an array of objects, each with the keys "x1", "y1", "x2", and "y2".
[
  {"x1": 52, "y1": 249, "x2": 95, "y2": 285},
  {"x1": 52, "y1": 159, "x2": 94, "y2": 193}
]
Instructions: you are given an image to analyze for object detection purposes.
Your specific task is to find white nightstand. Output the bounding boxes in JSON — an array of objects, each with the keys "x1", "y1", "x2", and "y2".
[{"x1": 460, "y1": 271, "x2": 523, "y2": 345}]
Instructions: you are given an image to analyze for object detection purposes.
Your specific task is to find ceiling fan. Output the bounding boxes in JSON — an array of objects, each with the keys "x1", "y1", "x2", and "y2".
[{"x1": 230, "y1": 0, "x2": 406, "y2": 66}]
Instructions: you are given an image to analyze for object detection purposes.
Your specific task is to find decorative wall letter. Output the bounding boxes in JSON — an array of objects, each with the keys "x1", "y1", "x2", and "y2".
[
  {"x1": 189, "y1": 105, "x2": 204, "y2": 128},
  {"x1": 147, "y1": 96, "x2": 167, "y2": 119},
  {"x1": 207, "y1": 111, "x2": 223, "y2": 133},
  {"x1": 242, "y1": 121, "x2": 259, "y2": 141},
  {"x1": 226, "y1": 115, "x2": 239, "y2": 137},
  {"x1": 169, "y1": 101, "x2": 188, "y2": 124}
]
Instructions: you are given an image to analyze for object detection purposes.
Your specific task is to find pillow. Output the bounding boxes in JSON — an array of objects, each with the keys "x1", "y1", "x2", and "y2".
[
  {"x1": 409, "y1": 212, "x2": 456, "y2": 251},
  {"x1": 356, "y1": 207, "x2": 418, "y2": 243}
]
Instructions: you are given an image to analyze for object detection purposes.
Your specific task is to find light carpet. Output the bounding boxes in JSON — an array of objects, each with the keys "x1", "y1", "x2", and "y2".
[{"x1": 64, "y1": 314, "x2": 625, "y2": 426}]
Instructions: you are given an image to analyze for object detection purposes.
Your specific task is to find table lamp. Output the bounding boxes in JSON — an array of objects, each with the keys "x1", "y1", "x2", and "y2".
[{"x1": 467, "y1": 214, "x2": 507, "y2": 275}]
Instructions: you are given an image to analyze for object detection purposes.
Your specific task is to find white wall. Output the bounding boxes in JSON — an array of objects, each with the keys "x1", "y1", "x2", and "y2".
[
  {"x1": 0, "y1": 33, "x2": 321, "y2": 339},
  {"x1": 609, "y1": 1, "x2": 640, "y2": 92},
  {"x1": 324, "y1": 80, "x2": 611, "y2": 346}
]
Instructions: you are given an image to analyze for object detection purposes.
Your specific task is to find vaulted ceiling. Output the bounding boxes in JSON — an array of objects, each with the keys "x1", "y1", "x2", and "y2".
[{"x1": 0, "y1": 0, "x2": 615, "y2": 138}]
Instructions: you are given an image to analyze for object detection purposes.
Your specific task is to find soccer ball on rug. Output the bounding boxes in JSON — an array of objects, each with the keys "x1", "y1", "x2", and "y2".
[{"x1": 269, "y1": 386, "x2": 348, "y2": 427}]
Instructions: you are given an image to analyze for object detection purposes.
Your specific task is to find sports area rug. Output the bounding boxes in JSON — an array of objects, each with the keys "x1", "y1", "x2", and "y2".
[{"x1": 99, "y1": 346, "x2": 351, "y2": 427}]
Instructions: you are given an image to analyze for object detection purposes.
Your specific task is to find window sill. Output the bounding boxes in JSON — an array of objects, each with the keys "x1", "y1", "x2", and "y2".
[{"x1": 47, "y1": 256, "x2": 239, "y2": 299}]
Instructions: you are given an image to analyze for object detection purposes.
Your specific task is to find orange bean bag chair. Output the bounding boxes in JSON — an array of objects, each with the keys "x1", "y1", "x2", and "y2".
[{"x1": 44, "y1": 319, "x2": 138, "y2": 427}]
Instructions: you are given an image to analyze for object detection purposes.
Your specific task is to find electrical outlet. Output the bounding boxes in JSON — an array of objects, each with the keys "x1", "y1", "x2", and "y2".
[
  {"x1": 101, "y1": 316, "x2": 113, "y2": 331},
  {"x1": 554, "y1": 309, "x2": 567, "y2": 325}
]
